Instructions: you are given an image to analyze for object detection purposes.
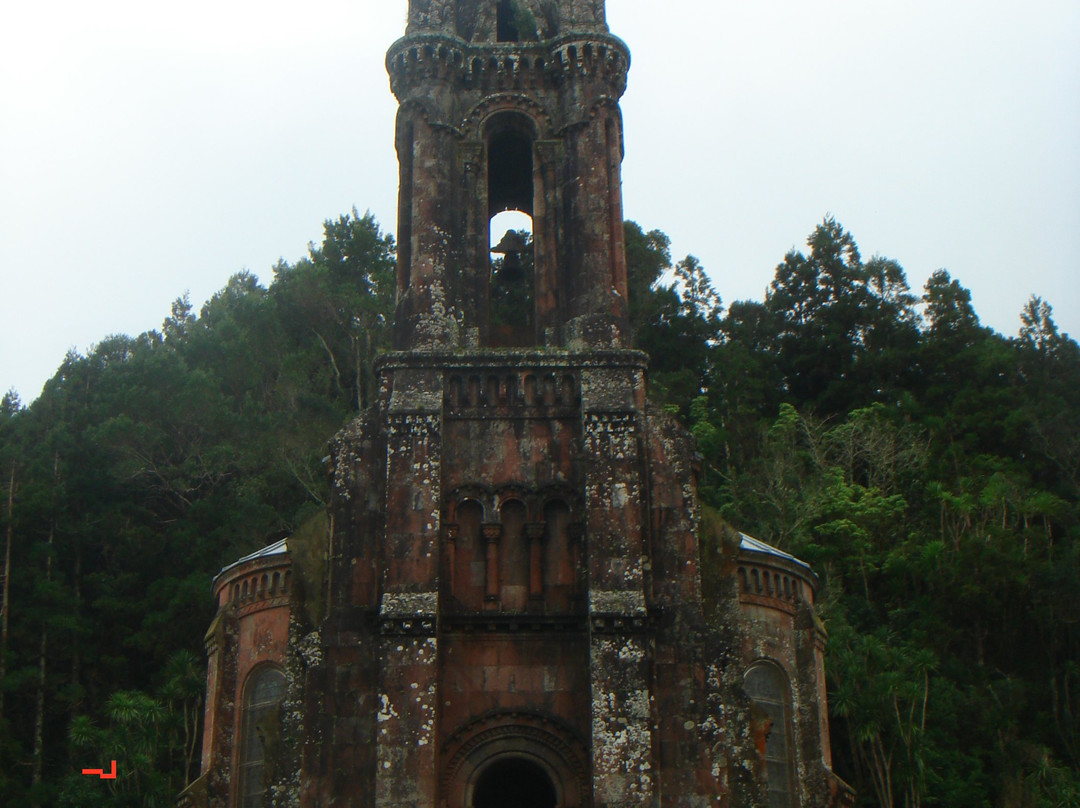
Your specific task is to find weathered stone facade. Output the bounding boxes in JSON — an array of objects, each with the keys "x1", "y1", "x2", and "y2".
[{"x1": 183, "y1": 3, "x2": 855, "y2": 807}]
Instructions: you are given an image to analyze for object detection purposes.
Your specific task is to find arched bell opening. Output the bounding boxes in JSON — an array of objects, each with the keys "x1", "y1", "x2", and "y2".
[
  {"x1": 486, "y1": 115, "x2": 538, "y2": 347},
  {"x1": 490, "y1": 210, "x2": 534, "y2": 348},
  {"x1": 473, "y1": 756, "x2": 557, "y2": 808},
  {"x1": 496, "y1": 0, "x2": 521, "y2": 43}
]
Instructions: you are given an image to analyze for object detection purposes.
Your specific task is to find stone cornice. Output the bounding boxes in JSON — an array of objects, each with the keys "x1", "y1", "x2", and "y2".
[{"x1": 377, "y1": 348, "x2": 648, "y2": 373}]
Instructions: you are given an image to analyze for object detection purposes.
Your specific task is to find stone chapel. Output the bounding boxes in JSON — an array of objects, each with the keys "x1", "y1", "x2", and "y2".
[{"x1": 180, "y1": 2, "x2": 855, "y2": 807}]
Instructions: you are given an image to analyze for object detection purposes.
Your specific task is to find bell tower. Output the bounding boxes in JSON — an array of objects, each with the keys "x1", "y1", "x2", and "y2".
[
  {"x1": 264, "y1": 4, "x2": 853, "y2": 808},
  {"x1": 183, "y1": 5, "x2": 854, "y2": 808},
  {"x1": 389, "y1": 0, "x2": 630, "y2": 349}
]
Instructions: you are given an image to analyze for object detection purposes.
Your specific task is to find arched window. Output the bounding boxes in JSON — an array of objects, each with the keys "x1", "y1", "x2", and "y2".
[
  {"x1": 238, "y1": 666, "x2": 286, "y2": 808},
  {"x1": 744, "y1": 662, "x2": 796, "y2": 808}
]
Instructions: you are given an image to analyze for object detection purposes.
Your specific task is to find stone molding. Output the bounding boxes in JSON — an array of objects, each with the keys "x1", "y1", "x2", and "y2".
[
  {"x1": 589, "y1": 589, "x2": 648, "y2": 634},
  {"x1": 440, "y1": 710, "x2": 591, "y2": 808},
  {"x1": 378, "y1": 348, "x2": 648, "y2": 373},
  {"x1": 379, "y1": 591, "x2": 439, "y2": 636},
  {"x1": 588, "y1": 614, "x2": 648, "y2": 634},
  {"x1": 441, "y1": 615, "x2": 585, "y2": 634}
]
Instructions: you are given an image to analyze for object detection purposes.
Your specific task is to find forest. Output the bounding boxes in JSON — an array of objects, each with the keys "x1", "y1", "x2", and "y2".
[{"x1": 0, "y1": 210, "x2": 1077, "y2": 807}]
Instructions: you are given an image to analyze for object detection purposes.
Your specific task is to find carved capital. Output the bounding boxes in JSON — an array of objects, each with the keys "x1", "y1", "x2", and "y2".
[
  {"x1": 525, "y1": 522, "x2": 546, "y2": 541},
  {"x1": 481, "y1": 523, "x2": 503, "y2": 542}
]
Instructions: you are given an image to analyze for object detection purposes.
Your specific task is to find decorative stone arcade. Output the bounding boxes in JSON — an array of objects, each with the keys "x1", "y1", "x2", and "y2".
[{"x1": 183, "y1": 3, "x2": 855, "y2": 808}]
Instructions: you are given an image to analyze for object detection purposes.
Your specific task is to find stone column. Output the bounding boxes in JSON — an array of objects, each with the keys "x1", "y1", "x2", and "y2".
[
  {"x1": 375, "y1": 612, "x2": 438, "y2": 808},
  {"x1": 457, "y1": 141, "x2": 486, "y2": 346},
  {"x1": 394, "y1": 117, "x2": 462, "y2": 349},
  {"x1": 482, "y1": 523, "x2": 502, "y2": 608},
  {"x1": 580, "y1": 361, "x2": 655, "y2": 808},
  {"x1": 443, "y1": 524, "x2": 459, "y2": 600},
  {"x1": 375, "y1": 375, "x2": 443, "y2": 808},
  {"x1": 534, "y1": 140, "x2": 563, "y2": 342},
  {"x1": 202, "y1": 610, "x2": 239, "y2": 808},
  {"x1": 562, "y1": 108, "x2": 629, "y2": 347},
  {"x1": 589, "y1": 616, "x2": 654, "y2": 808}
]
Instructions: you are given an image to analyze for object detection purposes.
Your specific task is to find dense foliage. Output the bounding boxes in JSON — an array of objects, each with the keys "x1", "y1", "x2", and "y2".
[
  {"x1": 0, "y1": 210, "x2": 394, "y2": 807},
  {"x1": 0, "y1": 212, "x2": 1076, "y2": 807}
]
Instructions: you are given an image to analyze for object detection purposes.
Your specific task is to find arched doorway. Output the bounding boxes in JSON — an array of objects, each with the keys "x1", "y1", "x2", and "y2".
[
  {"x1": 441, "y1": 713, "x2": 588, "y2": 808},
  {"x1": 473, "y1": 757, "x2": 557, "y2": 808}
]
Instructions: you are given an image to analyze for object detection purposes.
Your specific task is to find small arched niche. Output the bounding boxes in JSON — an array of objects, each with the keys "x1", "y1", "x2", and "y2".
[
  {"x1": 542, "y1": 500, "x2": 575, "y2": 610},
  {"x1": 498, "y1": 499, "x2": 528, "y2": 610},
  {"x1": 447, "y1": 499, "x2": 486, "y2": 611},
  {"x1": 474, "y1": 756, "x2": 557, "y2": 808}
]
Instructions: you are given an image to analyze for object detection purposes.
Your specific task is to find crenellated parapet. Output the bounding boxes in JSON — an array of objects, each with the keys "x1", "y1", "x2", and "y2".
[
  {"x1": 736, "y1": 534, "x2": 819, "y2": 618},
  {"x1": 387, "y1": 33, "x2": 629, "y2": 103}
]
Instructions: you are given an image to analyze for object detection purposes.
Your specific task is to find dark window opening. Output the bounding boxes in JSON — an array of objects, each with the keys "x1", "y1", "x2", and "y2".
[
  {"x1": 474, "y1": 757, "x2": 557, "y2": 808},
  {"x1": 488, "y1": 130, "x2": 533, "y2": 217},
  {"x1": 487, "y1": 123, "x2": 536, "y2": 347},
  {"x1": 496, "y1": 0, "x2": 521, "y2": 42}
]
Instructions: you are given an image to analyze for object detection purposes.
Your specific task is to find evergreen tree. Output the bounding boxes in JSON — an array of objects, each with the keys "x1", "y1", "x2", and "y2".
[{"x1": 1, "y1": 210, "x2": 1076, "y2": 807}]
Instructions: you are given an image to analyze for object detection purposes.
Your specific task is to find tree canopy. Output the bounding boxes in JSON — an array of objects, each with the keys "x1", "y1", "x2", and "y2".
[{"x1": 0, "y1": 212, "x2": 1076, "y2": 807}]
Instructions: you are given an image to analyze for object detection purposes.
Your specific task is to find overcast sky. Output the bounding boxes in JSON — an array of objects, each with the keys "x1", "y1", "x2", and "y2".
[{"x1": 2, "y1": 0, "x2": 1078, "y2": 403}]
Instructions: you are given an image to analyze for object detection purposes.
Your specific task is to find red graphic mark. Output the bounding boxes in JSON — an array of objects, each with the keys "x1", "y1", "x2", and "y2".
[{"x1": 81, "y1": 760, "x2": 117, "y2": 779}]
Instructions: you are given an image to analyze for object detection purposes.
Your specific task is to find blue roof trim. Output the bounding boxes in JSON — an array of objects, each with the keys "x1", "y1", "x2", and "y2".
[
  {"x1": 738, "y1": 532, "x2": 813, "y2": 573},
  {"x1": 216, "y1": 537, "x2": 289, "y2": 579}
]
